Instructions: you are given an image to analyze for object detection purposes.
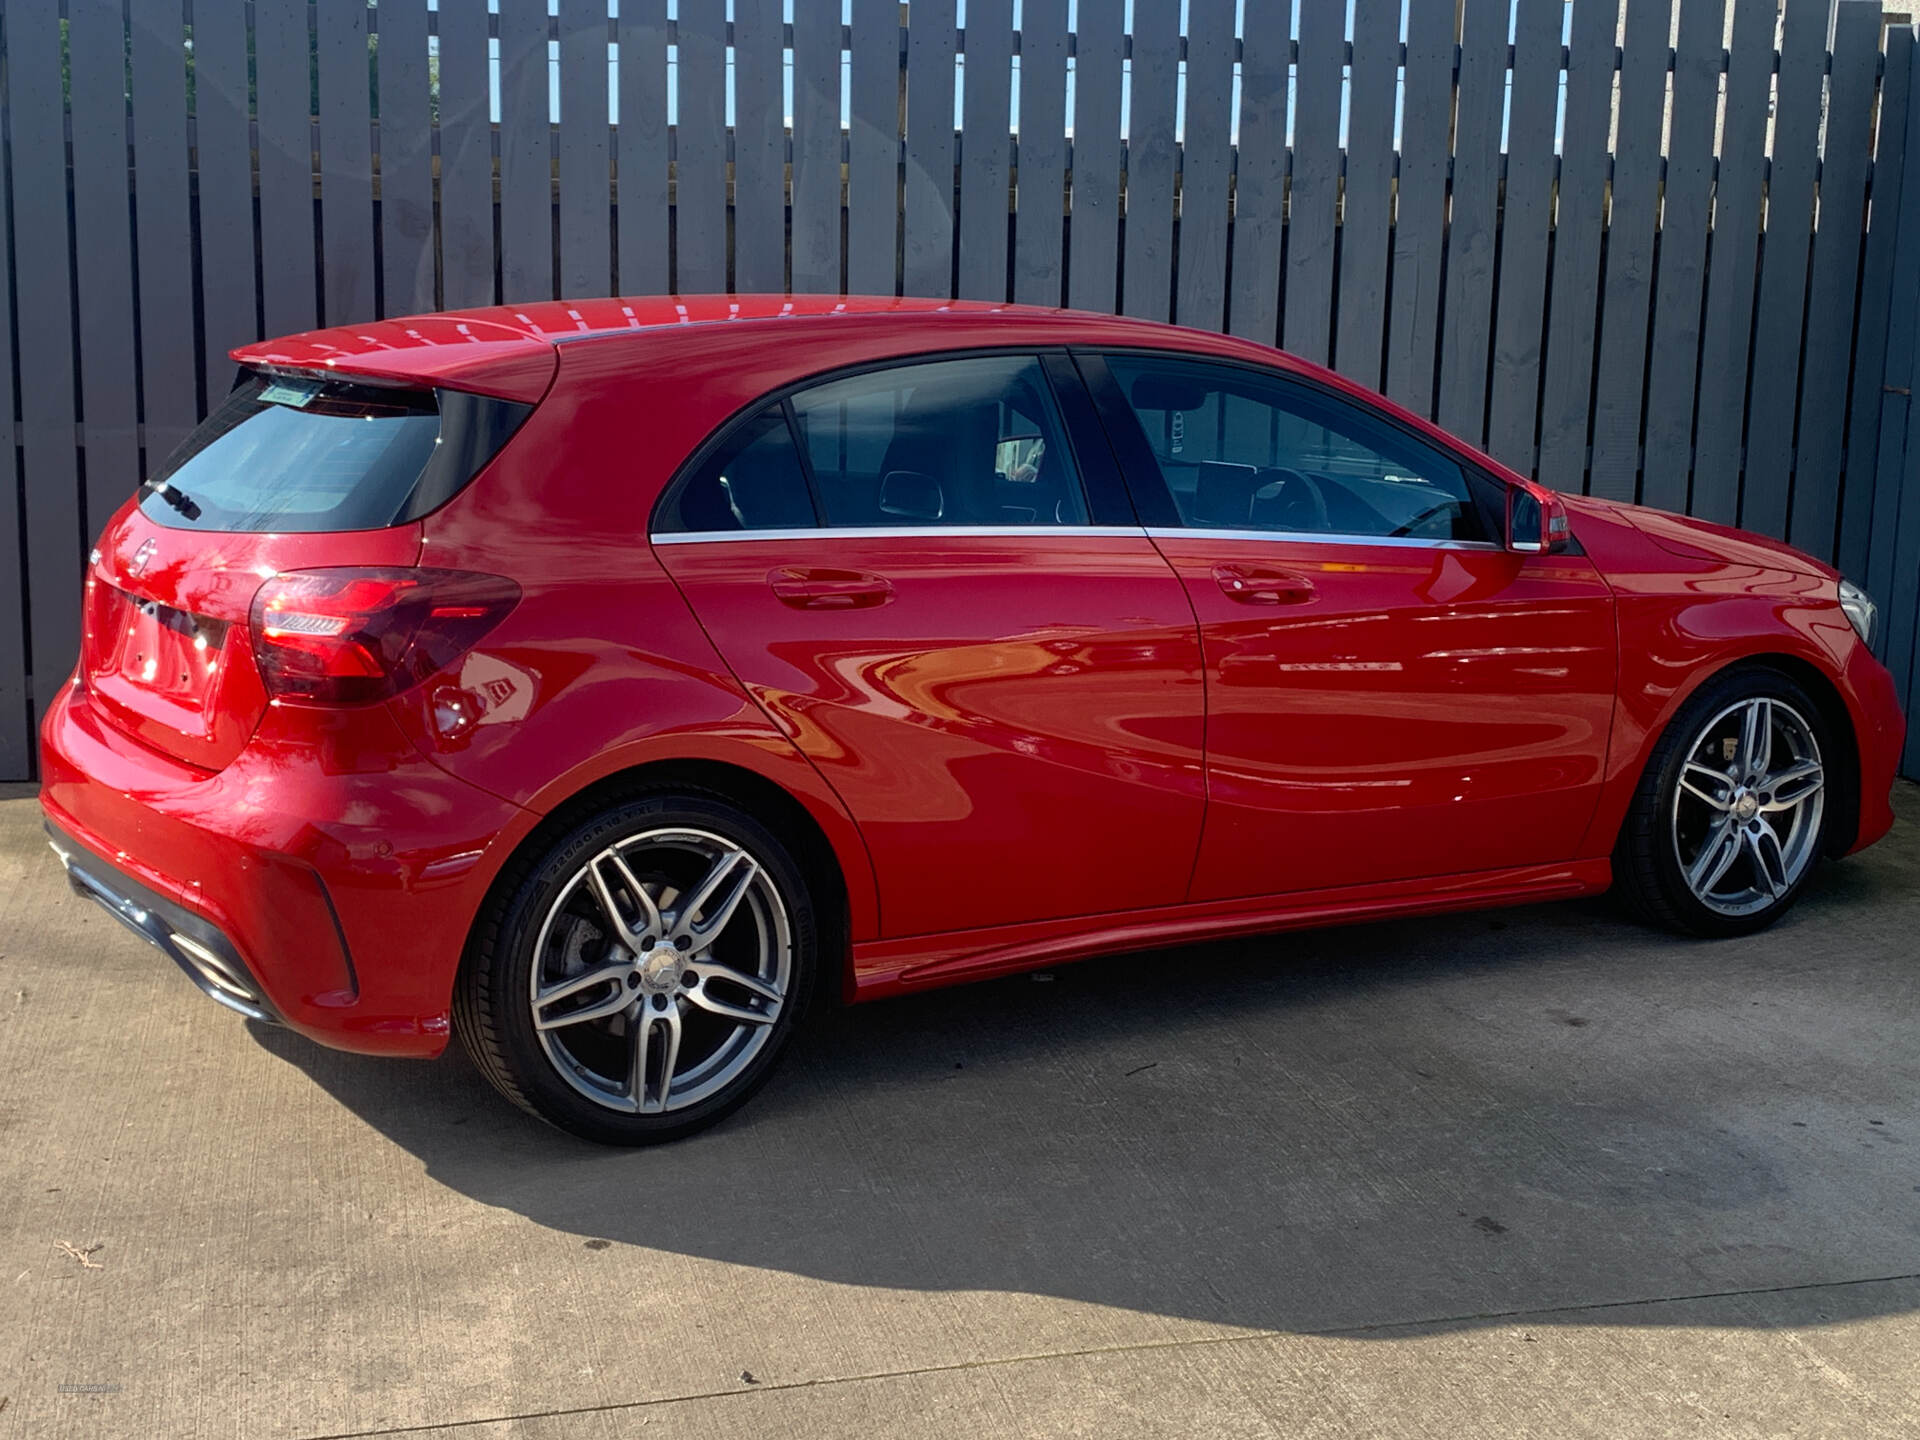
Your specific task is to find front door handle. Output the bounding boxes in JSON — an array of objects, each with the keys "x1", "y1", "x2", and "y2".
[
  {"x1": 768, "y1": 566, "x2": 895, "y2": 609},
  {"x1": 1212, "y1": 564, "x2": 1315, "y2": 605}
]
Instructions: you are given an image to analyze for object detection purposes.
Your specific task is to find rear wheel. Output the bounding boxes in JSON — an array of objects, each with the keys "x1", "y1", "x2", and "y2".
[
  {"x1": 1614, "y1": 666, "x2": 1831, "y2": 937},
  {"x1": 456, "y1": 793, "x2": 816, "y2": 1144}
]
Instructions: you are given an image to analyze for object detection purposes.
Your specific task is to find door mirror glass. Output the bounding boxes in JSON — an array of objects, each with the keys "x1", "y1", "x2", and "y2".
[{"x1": 1507, "y1": 482, "x2": 1571, "y2": 554}]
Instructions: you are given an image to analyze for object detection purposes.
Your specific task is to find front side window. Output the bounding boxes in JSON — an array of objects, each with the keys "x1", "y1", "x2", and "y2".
[
  {"x1": 1103, "y1": 355, "x2": 1488, "y2": 543},
  {"x1": 787, "y1": 355, "x2": 1089, "y2": 528}
]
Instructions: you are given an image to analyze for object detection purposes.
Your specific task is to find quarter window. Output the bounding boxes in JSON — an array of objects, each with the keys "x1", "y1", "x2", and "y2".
[
  {"x1": 1103, "y1": 356, "x2": 1489, "y2": 543},
  {"x1": 659, "y1": 405, "x2": 816, "y2": 534},
  {"x1": 788, "y1": 355, "x2": 1089, "y2": 528}
]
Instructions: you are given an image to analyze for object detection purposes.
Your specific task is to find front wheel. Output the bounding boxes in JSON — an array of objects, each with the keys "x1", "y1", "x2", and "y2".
[
  {"x1": 1614, "y1": 667, "x2": 1832, "y2": 937},
  {"x1": 456, "y1": 792, "x2": 817, "y2": 1144}
]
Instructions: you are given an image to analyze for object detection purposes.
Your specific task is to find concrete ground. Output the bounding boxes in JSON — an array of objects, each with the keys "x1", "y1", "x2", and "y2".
[{"x1": 1, "y1": 782, "x2": 1917, "y2": 1440}]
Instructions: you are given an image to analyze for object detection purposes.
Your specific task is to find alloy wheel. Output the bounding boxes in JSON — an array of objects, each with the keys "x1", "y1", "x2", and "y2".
[
  {"x1": 528, "y1": 827, "x2": 792, "y2": 1114},
  {"x1": 1670, "y1": 696, "x2": 1825, "y2": 918}
]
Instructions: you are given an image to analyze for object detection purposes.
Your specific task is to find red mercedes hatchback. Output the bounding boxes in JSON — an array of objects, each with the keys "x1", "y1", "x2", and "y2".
[{"x1": 40, "y1": 296, "x2": 1905, "y2": 1143}]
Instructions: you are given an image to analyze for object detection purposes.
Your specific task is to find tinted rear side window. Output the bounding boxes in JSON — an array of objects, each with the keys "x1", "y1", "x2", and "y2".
[
  {"x1": 138, "y1": 371, "x2": 531, "y2": 533},
  {"x1": 789, "y1": 355, "x2": 1088, "y2": 528},
  {"x1": 656, "y1": 405, "x2": 817, "y2": 534}
]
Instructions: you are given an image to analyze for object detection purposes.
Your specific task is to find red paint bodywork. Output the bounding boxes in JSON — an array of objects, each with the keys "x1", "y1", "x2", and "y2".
[{"x1": 39, "y1": 296, "x2": 1906, "y2": 1056}]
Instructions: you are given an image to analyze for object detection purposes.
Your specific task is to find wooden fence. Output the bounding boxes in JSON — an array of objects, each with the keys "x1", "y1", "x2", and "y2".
[{"x1": 3, "y1": 0, "x2": 1920, "y2": 784}]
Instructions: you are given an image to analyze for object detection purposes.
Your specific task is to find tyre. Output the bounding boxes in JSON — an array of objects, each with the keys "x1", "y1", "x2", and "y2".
[
  {"x1": 456, "y1": 791, "x2": 816, "y2": 1144},
  {"x1": 1614, "y1": 665, "x2": 1832, "y2": 938}
]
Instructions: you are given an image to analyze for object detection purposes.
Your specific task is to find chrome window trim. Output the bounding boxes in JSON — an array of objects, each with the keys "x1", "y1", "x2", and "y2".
[
  {"x1": 651, "y1": 525, "x2": 1504, "y2": 549},
  {"x1": 1144, "y1": 526, "x2": 1503, "y2": 552},
  {"x1": 650, "y1": 524, "x2": 1151, "y2": 545}
]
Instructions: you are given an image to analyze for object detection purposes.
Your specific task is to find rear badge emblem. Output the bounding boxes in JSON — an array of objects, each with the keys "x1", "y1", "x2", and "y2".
[{"x1": 128, "y1": 538, "x2": 158, "y2": 577}]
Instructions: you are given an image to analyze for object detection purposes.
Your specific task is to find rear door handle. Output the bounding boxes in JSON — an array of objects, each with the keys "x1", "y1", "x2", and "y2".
[
  {"x1": 1212, "y1": 564, "x2": 1315, "y2": 605},
  {"x1": 768, "y1": 566, "x2": 895, "y2": 609}
]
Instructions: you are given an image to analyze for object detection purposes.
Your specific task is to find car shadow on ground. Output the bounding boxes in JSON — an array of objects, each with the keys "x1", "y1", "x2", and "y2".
[{"x1": 250, "y1": 837, "x2": 1920, "y2": 1339}]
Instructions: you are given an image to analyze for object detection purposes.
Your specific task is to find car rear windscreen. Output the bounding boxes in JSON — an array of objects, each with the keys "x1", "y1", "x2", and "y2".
[{"x1": 138, "y1": 370, "x2": 531, "y2": 533}]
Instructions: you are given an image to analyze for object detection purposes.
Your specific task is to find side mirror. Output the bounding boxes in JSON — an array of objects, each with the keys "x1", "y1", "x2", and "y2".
[{"x1": 1507, "y1": 481, "x2": 1571, "y2": 555}]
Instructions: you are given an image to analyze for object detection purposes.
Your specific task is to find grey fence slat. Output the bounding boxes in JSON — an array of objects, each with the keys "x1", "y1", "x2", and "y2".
[
  {"x1": 9, "y1": 0, "x2": 82, "y2": 718},
  {"x1": 128, "y1": 4, "x2": 197, "y2": 461},
  {"x1": 0, "y1": 134, "x2": 22, "y2": 775},
  {"x1": 1121, "y1": 0, "x2": 1179, "y2": 322},
  {"x1": 1909, "y1": 594, "x2": 1920, "y2": 781},
  {"x1": 792, "y1": 1, "x2": 846, "y2": 294},
  {"x1": 956, "y1": 0, "x2": 1014, "y2": 299},
  {"x1": 557, "y1": 0, "x2": 612, "y2": 299},
  {"x1": 1282, "y1": 0, "x2": 1341, "y2": 362},
  {"x1": 437, "y1": 0, "x2": 496, "y2": 309},
  {"x1": 731, "y1": 0, "x2": 787, "y2": 294},
  {"x1": 1788, "y1": 2, "x2": 1880, "y2": 558},
  {"x1": 68, "y1": 0, "x2": 142, "y2": 533},
  {"x1": 1535, "y1": 0, "x2": 1620, "y2": 490},
  {"x1": 1067, "y1": 2, "x2": 1124, "y2": 313},
  {"x1": 1890, "y1": 379, "x2": 1920, "y2": 749},
  {"x1": 1226, "y1": 0, "x2": 1288, "y2": 344},
  {"x1": 1740, "y1": 0, "x2": 1829, "y2": 538},
  {"x1": 498, "y1": 0, "x2": 554, "y2": 303},
  {"x1": 1867, "y1": 36, "x2": 1920, "y2": 625},
  {"x1": 1436, "y1": 0, "x2": 1507, "y2": 445},
  {"x1": 1870, "y1": 382, "x2": 1917, "y2": 673},
  {"x1": 255, "y1": 0, "x2": 317, "y2": 337},
  {"x1": 1911, "y1": 658, "x2": 1920, "y2": 782},
  {"x1": 1690, "y1": 0, "x2": 1776, "y2": 524},
  {"x1": 1386, "y1": 0, "x2": 1456, "y2": 417},
  {"x1": 317, "y1": 0, "x2": 375, "y2": 324},
  {"x1": 1586, "y1": 0, "x2": 1674, "y2": 501},
  {"x1": 1639, "y1": 0, "x2": 1727, "y2": 514},
  {"x1": 1883, "y1": 167, "x2": 1920, "y2": 724},
  {"x1": 1839, "y1": 24, "x2": 1913, "y2": 581},
  {"x1": 1868, "y1": 353, "x2": 1918, "y2": 642},
  {"x1": 616, "y1": 0, "x2": 671, "y2": 296},
  {"x1": 847, "y1": 0, "x2": 901, "y2": 296},
  {"x1": 1332, "y1": 0, "x2": 1397, "y2": 387},
  {"x1": 1904, "y1": 370, "x2": 1920, "y2": 775},
  {"x1": 1484, "y1": 0, "x2": 1562, "y2": 474},
  {"x1": 1175, "y1": 0, "x2": 1234, "y2": 334},
  {"x1": 1013, "y1": 0, "x2": 1069, "y2": 306},
  {"x1": 377, "y1": 0, "x2": 435, "y2": 316},
  {"x1": 192, "y1": 0, "x2": 256, "y2": 395},
  {"x1": 902, "y1": 0, "x2": 958, "y2": 297},
  {"x1": 673, "y1": 4, "x2": 728, "y2": 294}
]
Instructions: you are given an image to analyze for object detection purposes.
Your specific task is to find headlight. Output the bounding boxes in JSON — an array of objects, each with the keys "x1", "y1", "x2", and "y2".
[{"x1": 1838, "y1": 578, "x2": 1878, "y2": 647}]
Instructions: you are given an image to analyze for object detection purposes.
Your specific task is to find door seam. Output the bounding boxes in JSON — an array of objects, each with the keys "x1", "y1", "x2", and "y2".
[{"x1": 646, "y1": 540, "x2": 888, "y2": 937}]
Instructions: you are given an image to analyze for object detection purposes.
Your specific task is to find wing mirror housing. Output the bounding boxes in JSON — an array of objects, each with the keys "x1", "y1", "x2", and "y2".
[{"x1": 1507, "y1": 480, "x2": 1571, "y2": 555}]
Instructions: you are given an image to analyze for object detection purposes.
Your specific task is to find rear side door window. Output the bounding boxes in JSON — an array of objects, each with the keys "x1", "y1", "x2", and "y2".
[
  {"x1": 787, "y1": 355, "x2": 1090, "y2": 528},
  {"x1": 1099, "y1": 355, "x2": 1490, "y2": 544}
]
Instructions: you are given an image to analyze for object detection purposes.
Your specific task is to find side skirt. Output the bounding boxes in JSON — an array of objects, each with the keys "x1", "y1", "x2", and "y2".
[{"x1": 850, "y1": 859, "x2": 1614, "y2": 998}]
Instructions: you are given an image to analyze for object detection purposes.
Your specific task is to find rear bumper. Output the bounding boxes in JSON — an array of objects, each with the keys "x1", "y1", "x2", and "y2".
[
  {"x1": 38, "y1": 681, "x2": 534, "y2": 1057},
  {"x1": 47, "y1": 819, "x2": 283, "y2": 1024}
]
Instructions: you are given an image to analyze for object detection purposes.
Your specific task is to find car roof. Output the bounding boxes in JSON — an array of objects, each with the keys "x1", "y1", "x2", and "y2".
[
  {"x1": 225, "y1": 294, "x2": 1520, "y2": 489},
  {"x1": 227, "y1": 294, "x2": 1309, "y2": 404}
]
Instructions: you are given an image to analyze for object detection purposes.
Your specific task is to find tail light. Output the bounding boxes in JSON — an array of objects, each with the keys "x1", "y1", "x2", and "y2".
[{"x1": 250, "y1": 568, "x2": 520, "y2": 703}]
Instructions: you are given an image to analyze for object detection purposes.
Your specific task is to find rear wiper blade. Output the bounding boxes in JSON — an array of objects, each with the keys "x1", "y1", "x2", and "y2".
[{"x1": 141, "y1": 478, "x2": 202, "y2": 521}]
